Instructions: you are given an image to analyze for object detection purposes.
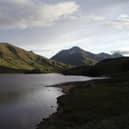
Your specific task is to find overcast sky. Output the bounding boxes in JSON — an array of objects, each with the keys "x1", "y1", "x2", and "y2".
[{"x1": 0, "y1": 0, "x2": 129, "y2": 57}]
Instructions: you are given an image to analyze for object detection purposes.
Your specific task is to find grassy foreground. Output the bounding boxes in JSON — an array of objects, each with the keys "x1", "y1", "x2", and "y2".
[{"x1": 37, "y1": 75, "x2": 129, "y2": 129}]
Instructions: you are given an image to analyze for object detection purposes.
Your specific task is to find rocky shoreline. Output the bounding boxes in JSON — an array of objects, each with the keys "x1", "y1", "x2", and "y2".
[
  {"x1": 36, "y1": 77, "x2": 129, "y2": 129},
  {"x1": 36, "y1": 80, "x2": 104, "y2": 129}
]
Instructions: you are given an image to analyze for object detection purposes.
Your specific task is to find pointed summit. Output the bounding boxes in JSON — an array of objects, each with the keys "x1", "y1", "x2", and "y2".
[
  {"x1": 51, "y1": 46, "x2": 99, "y2": 66},
  {"x1": 51, "y1": 46, "x2": 120, "y2": 66},
  {"x1": 71, "y1": 46, "x2": 81, "y2": 50}
]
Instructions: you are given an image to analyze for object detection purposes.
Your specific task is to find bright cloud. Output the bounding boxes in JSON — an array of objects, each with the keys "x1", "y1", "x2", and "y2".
[
  {"x1": 107, "y1": 14, "x2": 129, "y2": 29},
  {"x1": 0, "y1": 0, "x2": 79, "y2": 29},
  {"x1": 88, "y1": 15, "x2": 105, "y2": 21},
  {"x1": 85, "y1": 13, "x2": 129, "y2": 30},
  {"x1": 102, "y1": 14, "x2": 129, "y2": 29}
]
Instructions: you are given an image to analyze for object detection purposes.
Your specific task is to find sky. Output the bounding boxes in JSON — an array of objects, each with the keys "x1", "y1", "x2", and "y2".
[{"x1": 0, "y1": 0, "x2": 129, "y2": 58}]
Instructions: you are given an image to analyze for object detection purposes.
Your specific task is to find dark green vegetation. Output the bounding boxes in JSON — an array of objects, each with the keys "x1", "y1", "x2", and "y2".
[
  {"x1": 37, "y1": 74, "x2": 129, "y2": 129},
  {"x1": 51, "y1": 46, "x2": 122, "y2": 66},
  {"x1": 0, "y1": 43, "x2": 68, "y2": 73},
  {"x1": 37, "y1": 56, "x2": 129, "y2": 129},
  {"x1": 63, "y1": 57, "x2": 129, "y2": 76}
]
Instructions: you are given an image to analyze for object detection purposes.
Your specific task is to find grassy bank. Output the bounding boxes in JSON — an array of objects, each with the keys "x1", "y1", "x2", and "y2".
[{"x1": 37, "y1": 75, "x2": 129, "y2": 129}]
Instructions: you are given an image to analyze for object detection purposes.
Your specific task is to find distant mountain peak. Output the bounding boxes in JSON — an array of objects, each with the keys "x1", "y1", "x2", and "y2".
[
  {"x1": 71, "y1": 46, "x2": 81, "y2": 50},
  {"x1": 98, "y1": 52, "x2": 109, "y2": 55},
  {"x1": 51, "y1": 46, "x2": 99, "y2": 66},
  {"x1": 51, "y1": 46, "x2": 123, "y2": 66},
  {"x1": 67, "y1": 46, "x2": 82, "y2": 55}
]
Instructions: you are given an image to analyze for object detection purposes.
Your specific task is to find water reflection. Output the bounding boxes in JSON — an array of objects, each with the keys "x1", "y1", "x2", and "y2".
[
  {"x1": 0, "y1": 87, "x2": 63, "y2": 129},
  {"x1": 0, "y1": 74, "x2": 93, "y2": 129}
]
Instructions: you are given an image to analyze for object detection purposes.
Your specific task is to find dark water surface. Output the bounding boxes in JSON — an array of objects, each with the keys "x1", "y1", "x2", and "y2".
[{"x1": 0, "y1": 74, "x2": 95, "y2": 129}]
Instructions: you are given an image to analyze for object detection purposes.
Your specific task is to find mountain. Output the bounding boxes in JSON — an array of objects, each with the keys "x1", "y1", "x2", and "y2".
[
  {"x1": 0, "y1": 43, "x2": 67, "y2": 73},
  {"x1": 63, "y1": 57, "x2": 129, "y2": 76},
  {"x1": 112, "y1": 52, "x2": 123, "y2": 58},
  {"x1": 97, "y1": 52, "x2": 112, "y2": 60},
  {"x1": 51, "y1": 46, "x2": 119, "y2": 66},
  {"x1": 52, "y1": 47, "x2": 98, "y2": 66}
]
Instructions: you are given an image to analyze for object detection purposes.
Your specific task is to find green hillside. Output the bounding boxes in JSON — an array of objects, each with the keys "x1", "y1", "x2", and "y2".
[
  {"x1": 92, "y1": 57, "x2": 129, "y2": 76},
  {"x1": 0, "y1": 43, "x2": 67, "y2": 73},
  {"x1": 63, "y1": 57, "x2": 129, "y2": 76}
]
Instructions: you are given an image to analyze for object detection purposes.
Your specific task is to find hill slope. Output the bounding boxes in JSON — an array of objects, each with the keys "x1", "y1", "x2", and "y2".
[
  {"x1": 0, "y1": 43, "x2": 67, "y2": 73},
  {"x1": 51, "y1": 47, "x2": 99, "y2": 66},
  {"x1": 63, "y1": 57, "x2": 129, "y2": 76},
  {"x1": 51, "y1": 47, "x2": 121, "y2": 66},
  {"x1": 92, "y1": 57, "x2": 129, "y2": 76}
]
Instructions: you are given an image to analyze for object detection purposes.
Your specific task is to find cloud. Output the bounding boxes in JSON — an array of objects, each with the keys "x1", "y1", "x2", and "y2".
[
  {"x1": 111, "y1": 50, "x2": 129, "y2": 56},
  {"x1": 0, "y1": 0, "x2": 79, "y2": 29},
  {"x1": 84, "y1": 13, "x2": 129, "y2": 30},
  {"x1": 88, "y1": 15, "x2": 105, "y2": 21},
  {"x1": 105, "y1": 14, "x2": 129, "y2": 29}
]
